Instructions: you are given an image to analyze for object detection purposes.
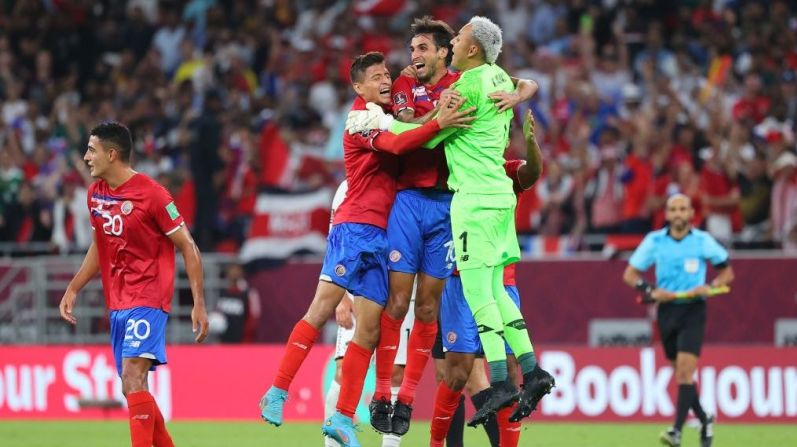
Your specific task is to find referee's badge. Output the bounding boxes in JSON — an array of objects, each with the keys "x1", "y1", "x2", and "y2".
[
  {"x1": 389, "y1": 250, "x2": 402, "y2": 262},
  {"x1": 447, "y1": 331, "x2": 457, "y2": 343},
  {"x1": 684, "y1": 258, "x2": 699, "y2": 273}
]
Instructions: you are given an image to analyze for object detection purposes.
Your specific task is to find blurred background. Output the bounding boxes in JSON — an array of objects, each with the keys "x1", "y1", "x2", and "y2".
[{"x1": 1, "y1": 0, "x2": 796, "y2": 433}]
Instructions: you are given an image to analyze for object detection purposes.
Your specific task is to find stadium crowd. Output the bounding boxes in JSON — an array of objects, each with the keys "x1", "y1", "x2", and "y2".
[{"x1": 0, "y1": 0, "x2": 796, "y2": 254}]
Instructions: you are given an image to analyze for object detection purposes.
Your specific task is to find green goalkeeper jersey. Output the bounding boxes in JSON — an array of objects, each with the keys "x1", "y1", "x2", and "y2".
[{"x1": 445, "y1": 63, "x2": 515, "y2": 194}]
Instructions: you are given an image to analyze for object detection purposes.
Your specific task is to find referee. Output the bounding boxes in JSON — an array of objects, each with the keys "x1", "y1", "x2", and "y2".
[{"x1": 623, "y1": 194, "x2": 734, "y2": 447}]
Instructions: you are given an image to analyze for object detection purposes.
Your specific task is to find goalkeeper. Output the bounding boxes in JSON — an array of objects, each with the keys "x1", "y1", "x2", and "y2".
[{"x1": 346, "y1": 16, "x2": 554, "y2": 426}]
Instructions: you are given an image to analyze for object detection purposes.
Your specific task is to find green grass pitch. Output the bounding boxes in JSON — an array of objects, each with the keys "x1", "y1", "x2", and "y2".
[{"x1": 2, "y1": 420, "x2": 795, "y2": 446}]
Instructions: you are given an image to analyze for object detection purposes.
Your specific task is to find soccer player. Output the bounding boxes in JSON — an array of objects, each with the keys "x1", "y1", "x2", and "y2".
[
  {"x1": 623, "y1": 194, "x2": 733, "y2": 447},
  {"x1": 431, "y1": 111, "x2": 543, "y2": 447},
  {"x1": 365, "y1": 16, "x2": 539, "y2": 437},
  {"x1": 323, "y1": 180, "x2": 415, "y2": 447},
  {"x1": 58, "y1": 121, "x2": 209, "y2": 447},
  {"x1": 258, "y1": 52, "x2": 472, "y2": 447}
]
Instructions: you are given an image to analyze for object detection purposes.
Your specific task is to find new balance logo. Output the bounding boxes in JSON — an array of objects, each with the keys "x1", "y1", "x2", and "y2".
[
  {"x1": 380, "y1": 345, "x2": 398, "y2": 351},
  {"x1": 131, "y1": 415, "x2": 150, "y2": 420},
  {"x1": 434, "y1": 416, "x2": 450, "y2": 421},
  {"x1": 460, "y1": 255, "x2": 469, "y2": 262},
  {"x1": 415, "y1": 348, "x2": 431, "y2": 353},
  {"x1": 292, "y1": 342, "x2": 308, "y2": 350}
]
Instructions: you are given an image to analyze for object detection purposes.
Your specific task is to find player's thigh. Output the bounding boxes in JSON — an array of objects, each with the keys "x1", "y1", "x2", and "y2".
[
  {"x1": 386, "y1": 271, "x2": 415, "y2": 318},
  {"x1": 450, "y1": 193, "x2": 514, "y2": 270},
  {"x1": 387, "y1": 191, "x2": 424, "y2": 275},
  {"x1": 320, "y1": 223, "x2": 389, "y2": 306},
  {"x1": 440, "y1": 276, "x2": 482, "y2": 356},
  {"x1": 121, "y1": 357, "x2": 153, "y2": 393},
  {"x1": 351, "y1": 296, "x2": 385, "y2": 348},
  {"x1": 414, "y1": 272, "x2": 446, "y2": 322},
  {"x1": 419, "y1": 195, "x2": 455, "y2": 280},
  {"x1": 305, "y1": 280, "x2": 346, "y2": 328}
]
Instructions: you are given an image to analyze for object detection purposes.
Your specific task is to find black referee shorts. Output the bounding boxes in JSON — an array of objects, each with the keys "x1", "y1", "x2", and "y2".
[{"x1": 657, "y1": 300, "x2": 707, "y2": 361}]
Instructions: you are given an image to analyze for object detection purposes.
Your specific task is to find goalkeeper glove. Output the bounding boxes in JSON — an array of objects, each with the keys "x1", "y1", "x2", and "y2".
[{"x1": 345, "y1": 102, "x2": 394, "y2": 135}]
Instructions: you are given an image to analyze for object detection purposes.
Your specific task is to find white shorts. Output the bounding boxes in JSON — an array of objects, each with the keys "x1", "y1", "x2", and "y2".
[{"x1": 334, "y1": 289, "x2": 417, "y2": 364}]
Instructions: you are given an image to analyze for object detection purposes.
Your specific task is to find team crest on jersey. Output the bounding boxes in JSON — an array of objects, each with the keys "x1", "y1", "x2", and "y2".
[
  {"x1": 447, "y1": 331, "x2": 457, "y2": 344},
  {"x1": 335, "y1": 264, "x2": 346, "y2": 276},
  {"x1": 393, "y1": 92, "x2": 407, "y2": 105},
  {"x1": 120, "y1": 200, "x2": 134, "y2": 215},
  {"x1": 389, "y1": 250, "x2": 402, "y2": 262}
]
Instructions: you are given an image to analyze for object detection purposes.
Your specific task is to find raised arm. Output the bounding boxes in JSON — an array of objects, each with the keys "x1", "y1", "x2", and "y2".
[
  {"x1": 168, "y1": 226, "x2": 209, "y2": 343},
  {"x1": 518, "y1": 110, "x2": 543, "y2": 188}
]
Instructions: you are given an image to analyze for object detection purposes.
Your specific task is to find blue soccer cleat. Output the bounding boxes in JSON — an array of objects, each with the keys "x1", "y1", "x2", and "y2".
[
  {"x1": 259, "y1": 386, "x2": 288, "y2": 426},
  {"x1": 322, "y1": 412, "x2": 361, "y2": 447}
]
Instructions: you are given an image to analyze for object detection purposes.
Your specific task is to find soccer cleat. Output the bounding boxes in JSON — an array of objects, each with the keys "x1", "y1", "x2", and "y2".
[
  {"x1": 391, "y1": 400, "x2": 413, "y2": 436},
  {"x1": 467, "y1": 381, "x2": 518, "y2": 427},
  {"x1": 509, "y1": 366, "x2": 555, "y2": 422},
  {"x1": 700, "y1": 413, "x2": 714, "y2": 447},
  {"x1": 368, "y1": 397, "x2": 393, "y2": 433},
  {"x1": 660, "y1": 427, "x2": 682, "y2": 447},
  {"x1": 322, "y1": 412, "x2": 361, "y2": 447},
  {"x1": 259, "y1": 386, "x2": 288, "y2": 426}
]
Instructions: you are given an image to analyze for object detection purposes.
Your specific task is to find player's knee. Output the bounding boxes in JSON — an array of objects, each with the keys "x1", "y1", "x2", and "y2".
[
  {"x1": 414, "y1": 296, "x2": 439, "y2": 323},
  {"x1": 444, "y1": 369, "x2": 468, "y2": 391},
  {"x1": 385, "y1": 293, "x2": 411, "y2": 319},
  {"x1": 121, "y1": 371, "x2": 147, "y2": 395}
]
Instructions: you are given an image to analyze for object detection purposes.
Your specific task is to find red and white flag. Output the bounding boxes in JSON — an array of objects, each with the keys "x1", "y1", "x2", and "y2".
[{"x1": 240, "y1": 188, "x2": 333, "y2": 262}]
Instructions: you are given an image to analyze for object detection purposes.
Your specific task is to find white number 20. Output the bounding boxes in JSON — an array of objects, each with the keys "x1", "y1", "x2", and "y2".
[
  {"x1": 102, "y1": 214, "x2": 123, "y2": 236},
  {"x1": 124, "y1": 319, "x2": 151, "y2": 340}
]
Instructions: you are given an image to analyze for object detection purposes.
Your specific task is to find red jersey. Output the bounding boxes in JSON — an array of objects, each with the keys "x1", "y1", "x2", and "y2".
[
  {"x1": 88, "y1": 173, "x2": 185, "y2": 312},
  {"x1": 452, "y1": 160, "x2": 530, "y2": 285},
  {"x1": 391, "y1": 71, "x2": 460, "y2": 190},
  {"x1": 335, "y1": 97, "x2": 442, "y2": 229}
]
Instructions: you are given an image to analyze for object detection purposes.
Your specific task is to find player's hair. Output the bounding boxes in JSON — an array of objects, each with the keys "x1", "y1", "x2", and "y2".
[
  {"x1": 90, "y1": 121, "x2": 133, "y2": 163},
  {"x1": 411, "y1": 16, "x2": 455, "y2": 66},
  {"x1": 666, "y1": 193, "x2": 692, "y2": 208},
  {"x1": 469, "y1": 16, "x2": 503, "y2": 64},
  {"x1": 350, "y1": 52, "x2": 385, "y2": 83}
]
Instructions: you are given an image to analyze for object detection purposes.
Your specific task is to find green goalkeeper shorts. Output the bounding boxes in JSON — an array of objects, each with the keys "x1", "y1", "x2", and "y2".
[{"x1": 450, "y1": 192, "x2": 520, "y2": 270}]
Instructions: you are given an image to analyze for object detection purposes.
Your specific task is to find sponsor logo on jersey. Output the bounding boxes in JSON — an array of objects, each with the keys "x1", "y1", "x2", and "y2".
[
  {"x1": 121, "y1": 200, "x2": 134, "y2": 215},
  {"x1": 389, "y1": 250, "x2": 402, "y2": 262},
  {"x1": 335, "y1": 264, "x2": 346, "y2": 276},
  {"x1": 460, "y1": 254, "x2": 469, "y2": 262},
  {"x1": 446, "y1": 331, "x2": 457, "y2": 343},
  {"x1": 166, "y1": 202, "x2": 180, "y2": 220},
  {"x1": 393, "y1": 92, "x2": 408, "y2": 105}
]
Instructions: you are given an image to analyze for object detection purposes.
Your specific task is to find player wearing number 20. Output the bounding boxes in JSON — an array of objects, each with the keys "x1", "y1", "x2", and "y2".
[
  {"x1": 59, "y1": 122, "x2": 209, "y2": 447},
  {"x1": 623, "y1": 193, "x2": 734, "y2": 447}
]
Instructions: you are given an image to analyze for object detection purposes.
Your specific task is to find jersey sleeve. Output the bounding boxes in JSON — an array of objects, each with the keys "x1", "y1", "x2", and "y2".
[
  {"x1": 702, "y1": 233, "x2": 730, "y2": 266},
  {"x1": 628, "y1": 233, "x2": 656, "y2": 271},
  {"x1": 149, "y1": 184, "x2": 185, "y2": 236},
  {"x1": 391, "y1": 76, "x2": 416, "y2": 116},
  {"x1": 86, "y1": 183, "x2": 96, "y2": 230},
  {"x1": 504, "y1": 159, "x2": 527, "y2": 195}
]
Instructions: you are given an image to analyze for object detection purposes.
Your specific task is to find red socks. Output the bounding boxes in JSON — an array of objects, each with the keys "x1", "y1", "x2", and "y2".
[
  {"x1": 374, "y1": 312, "x2": 403, "y2": 401},
  {"x1": 398, "y1": 319, "x2": 437, "y2": 404},
  {"x1": 273, "y1": 319, "x2": 319, "y2": 391},
  {"x1": 153, "y1": 401, "x2": 175, "y2": 447},
  {"x1": 497, "y1": 404, "x2": 521, "y2": 447},
  {"x1": 337, "y1": 341, "x2": 373, "y2": 418},
  {"x1": 430, "y1": 382, "x2": 463, "y2": 443},
  {"x1": 127, "y1": 391, "x2": 173, "y2": 447}
]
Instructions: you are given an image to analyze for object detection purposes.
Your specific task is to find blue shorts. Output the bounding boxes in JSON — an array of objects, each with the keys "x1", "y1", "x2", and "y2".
[
  {"x1": 440, "y1": 277, "x2": 520, "y2": 355},
  {"x1": 320, "y1": 223, "x2": 389, "y2": 305},
  {"x1": 387, "y1": 189, "x2": 454, "y2": 279},
  {"x1": 109, "y1": 306, "x2": 169, "y2": 376}
]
